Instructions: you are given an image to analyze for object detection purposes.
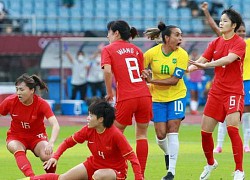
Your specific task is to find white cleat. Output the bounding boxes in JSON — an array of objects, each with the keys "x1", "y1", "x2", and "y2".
[
  {"x1": 233, "y1": 170, "x2": 245, "y2": 180},
  {"x1": 200, "y1": 159, "x2": 218, "y2": 180}
]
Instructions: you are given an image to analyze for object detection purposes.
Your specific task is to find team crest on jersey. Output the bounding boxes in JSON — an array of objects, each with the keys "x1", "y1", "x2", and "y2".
[{"x1": 172, "y1": 58, "x2": 177, "y2": 64}]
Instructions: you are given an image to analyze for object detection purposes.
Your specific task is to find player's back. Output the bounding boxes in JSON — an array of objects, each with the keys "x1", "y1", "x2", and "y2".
[{"x1": 102, "y1": 41, "x2": 151, "y2": 101}]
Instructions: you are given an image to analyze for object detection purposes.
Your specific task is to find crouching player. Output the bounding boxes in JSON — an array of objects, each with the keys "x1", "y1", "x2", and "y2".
[{"x1": 20, "y1": 100, "x2": 144, "y2": 180}]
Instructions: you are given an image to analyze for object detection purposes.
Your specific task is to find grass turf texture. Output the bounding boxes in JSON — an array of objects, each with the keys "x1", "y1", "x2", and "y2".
[{"x1": 0, "y1": 125, "x2": 249, "y2": 180}]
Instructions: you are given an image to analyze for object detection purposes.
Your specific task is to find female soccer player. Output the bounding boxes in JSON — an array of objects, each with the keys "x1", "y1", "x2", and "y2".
[
  {"x1": 188, "y1": 7, "x2": 246, "y2": 180},
  {"x1": 20, "y1": 100, "x2": 143, "y2": 180},
  {"x1": 101, "y1": 20, "x2": 152, "y2": 177},
  {"x1": 142, "y1": 22, "x2": 189, "y2": 180},
  {"x1": 0, "y1": 73, "x2": 60, "y2": 177},
  {"x1": 201, "y1": 1, "x2": 250, "y2": 154}
]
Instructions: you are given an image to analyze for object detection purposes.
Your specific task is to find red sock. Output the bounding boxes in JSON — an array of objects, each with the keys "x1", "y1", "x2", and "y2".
[
  {"x1": 136, "y1": 139, "x2": 148, "y2": 177},
  {"x1": 45, "y1": 165, "x2": 57, "y2": 173},
  {"x1": 227, "y1": 126, "x2": 243, "y2": 171},
  {"x1": 14, "y1": 151, "x2": 35, "y2": 177},
  {"x1": 30, "y1": 173, "x2": 59, "y2": 180},
  {"x1": 201, "y1": 131, "x2": 214, "y2": 165}
]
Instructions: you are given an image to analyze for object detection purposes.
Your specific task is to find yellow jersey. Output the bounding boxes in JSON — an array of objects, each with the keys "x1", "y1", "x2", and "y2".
[
  {"x1": 144, "y1": 44, "x2": 188, "y2": 102},
  {"x1": 243, "y1": 38, "x2": 250, "y2": 80}
]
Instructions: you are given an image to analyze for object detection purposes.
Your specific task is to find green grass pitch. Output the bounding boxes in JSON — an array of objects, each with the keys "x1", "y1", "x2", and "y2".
[{"x1": 0, "y1": 124, "x2": 249, "y2": 180}]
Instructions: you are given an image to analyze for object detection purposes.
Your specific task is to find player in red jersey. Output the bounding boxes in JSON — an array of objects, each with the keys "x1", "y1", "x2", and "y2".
[
  {"x1": 20, "y1": 100, "x2": 143, "y2": 180},
  {"x1": 101, "y1": 20, "x2": 152, "y2": 177},
  {"x1": 188, "y1": 8, "x2": 246, "y2": 180},
  {"x1": 0, "y1": 73, "x2": 60, "y2": 177}
]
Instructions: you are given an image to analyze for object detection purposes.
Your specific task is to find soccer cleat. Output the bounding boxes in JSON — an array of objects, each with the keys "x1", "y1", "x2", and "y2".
[
  {"x1": 244, "y1": 146, "x2": 250, "y2": 153},
  {"x1": 233, "y1": 170, "x2": 245, "y2": 180},
  {"x1": 199, "y1": 159, "x2": 218, "y2": 180},
  {"x1": 165, "y1": 154, "x2": 169, "y2": 170},
  {"x1": 213, "y1": 147, "x2": 222, "y2": 153},
  {"x1": 162, "y1": 172, "x2": 174, "y2": 180}
]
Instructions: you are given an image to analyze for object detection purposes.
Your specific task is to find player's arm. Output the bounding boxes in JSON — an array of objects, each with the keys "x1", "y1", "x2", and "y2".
[
  {"x1": 65, "y1": 51, "x2": 74, "y2": 63},
  {"x1": 124, "y1": 151, "x2": 144, "y2": 180},
  {"x1": 44, "y1": 135, "x2": 78, "y2": 170},
  {"x1": 103, "y1": 64, "x2": 114, "y2": 102},
  {"x1": 190, "y1": 53, "x2": 239, "y2": 68},
  {"x1": 45, "y1": 116, "x2": 60, "y2": 155},
  {"x1": 188, "y1": 56, "x2": 208, "y2": 72},
  {"x1": 201, "y1": 2, "x2": 220, "y2": 36}
]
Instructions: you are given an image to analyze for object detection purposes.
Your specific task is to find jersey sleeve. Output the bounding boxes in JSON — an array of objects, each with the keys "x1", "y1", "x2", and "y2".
[
  {"x1": 101, "y1": 47, "x2": 112, "y2": 68},
  {"x1": 114, "y1": 129, "x2": 133, "y2": 155},
  {"x1": 52, "y1": 136, "x2": 77, "y2": 160},
  {"x1": 173, "y1": 49, "x2": 189, "y2": 79},
  {"x1": 0, "y1": 96, "x2": 11, "y2": 116},
  {"x1": 40, "y1": 100, "x2": 54, "y2": 119},
  {"x1": 229, "y1": 38, "x2": 246, "y2": 59},
  {"x1": 114, "y1": 130, "x2": 143, "y2": 179},
  {"x1": 202, "y1": 39, "x2": 216, "y2": 62},
  {"x1": 124, "y1": 152, "x2": 143, "y2": 180},
  {"x1": 72, "y1": 125, "x2": 88, "y2": 144}
]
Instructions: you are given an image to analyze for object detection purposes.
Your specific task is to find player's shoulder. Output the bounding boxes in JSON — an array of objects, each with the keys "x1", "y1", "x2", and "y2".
[
  {"x1": 4, "y1": 94, "x2": 17, "y2": 102},
  {"x1": 145, "y1": 44, "x2": 161, "y2": 55}
]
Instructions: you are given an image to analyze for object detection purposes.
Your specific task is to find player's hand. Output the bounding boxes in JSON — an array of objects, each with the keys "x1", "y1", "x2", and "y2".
[
  {"x1": 141, "y1": 69, "x2": 151, "y2": 78},
  {"x1": 189, "y1": 60, "x2": 207, "y2": 69},
  {"x1": 44, "y1": 143, "x2": 54, "y2": 156},
  {"x1": 105, "y1": 93, "x2": 114, "y2": 102},
  {"x1": 141, "y1": 69, "x2": 152, "y2": 83},
  {"x1": 201, "y1": 2, "x2": 208, "y2": 11},
  {"x1": 43, "y1": 158, "x2": 57, "y2": 170}
]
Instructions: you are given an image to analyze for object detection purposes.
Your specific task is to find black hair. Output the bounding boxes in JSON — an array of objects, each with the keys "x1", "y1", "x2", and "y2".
[
  {"x1": 88, "y1": 100, "x2": 115, "y2": 128},
  {"x1": 15, "y1": 73, "x2": 48, "y2": 92},
  {"x1": 144, "y1": 22, "x2": 178, "y2": 43},
  {"x1": 221, "y1": 8, "x2": 243, "y2": 32},
  {"x1": 107, "y1": 20, "x2": 138, "y2": 40}
]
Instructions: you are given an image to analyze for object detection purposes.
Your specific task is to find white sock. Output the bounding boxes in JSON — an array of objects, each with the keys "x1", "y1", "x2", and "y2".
[
  {"x1": 217, "y1": 122, "x2": 227, "y2": 147},
  {"x1": 190, "y1": 100, "x2": 198, "y2": 111},
  {"x1": 168, "y1": 133, "x2": 179, "y2": 175},
  {"x1": 242, "y1": 113, "x2": 250, "y2": 147},
  {"x1": 156, "y1": 135, "x2": 168, "y2": 155}
]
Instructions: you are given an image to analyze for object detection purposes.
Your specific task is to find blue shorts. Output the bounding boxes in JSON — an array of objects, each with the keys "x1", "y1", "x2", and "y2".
[
  {"x1": 152, "y1": 98, "x2": 186, "y2": 123},
  {"x1": 244, "y1": 80, "x2": 250, "y2": 105},
  {"x1": 189, "y1": 81, "x2": 202, "y2": 91}
]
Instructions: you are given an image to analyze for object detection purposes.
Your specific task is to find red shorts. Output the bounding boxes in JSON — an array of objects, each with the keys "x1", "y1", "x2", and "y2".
[
  {"x1": 6, "y1": 131, "x2": 48, "y2": 152},
  {"x1": 115, "y1": 96, "x2": 152, "y2": 125},
  {"x1": 83, "y1": 158, "x2": 127, "y2": 180},
  {"x1": 204, "y1": 92, "x2": 244, "y2": 122}
]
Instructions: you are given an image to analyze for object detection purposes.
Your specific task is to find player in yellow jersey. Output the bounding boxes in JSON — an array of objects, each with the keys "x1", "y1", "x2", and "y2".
[
  {"x1": 142, "y1": 22, "x2": 189, "y2": 180},
  {"x1": 202, "y1": 1, "x2": 250, "y2": 153}
]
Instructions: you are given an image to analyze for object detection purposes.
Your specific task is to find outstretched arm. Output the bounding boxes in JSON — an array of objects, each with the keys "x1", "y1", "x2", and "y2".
[
  {"x1": 201, "y1": 2, "x2": 221, "y2": 36},
  {"x1": 43, "y1": 136, "x2": 77, "y2": 170}
]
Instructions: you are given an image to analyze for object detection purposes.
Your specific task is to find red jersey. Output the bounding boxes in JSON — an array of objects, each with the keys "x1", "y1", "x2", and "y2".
[
  {"x1": 0, "y1": 94, "x2": 54, "y2": 135},
  {"x1": 53, "y1": 125, "x2": 141, "y2": 174},
  {"x1": 203, "y1": 34, "x2": 246, "y2": 95},
  {"x1": 101, "y1": 41, "x2": 151, "y2": 102}
]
